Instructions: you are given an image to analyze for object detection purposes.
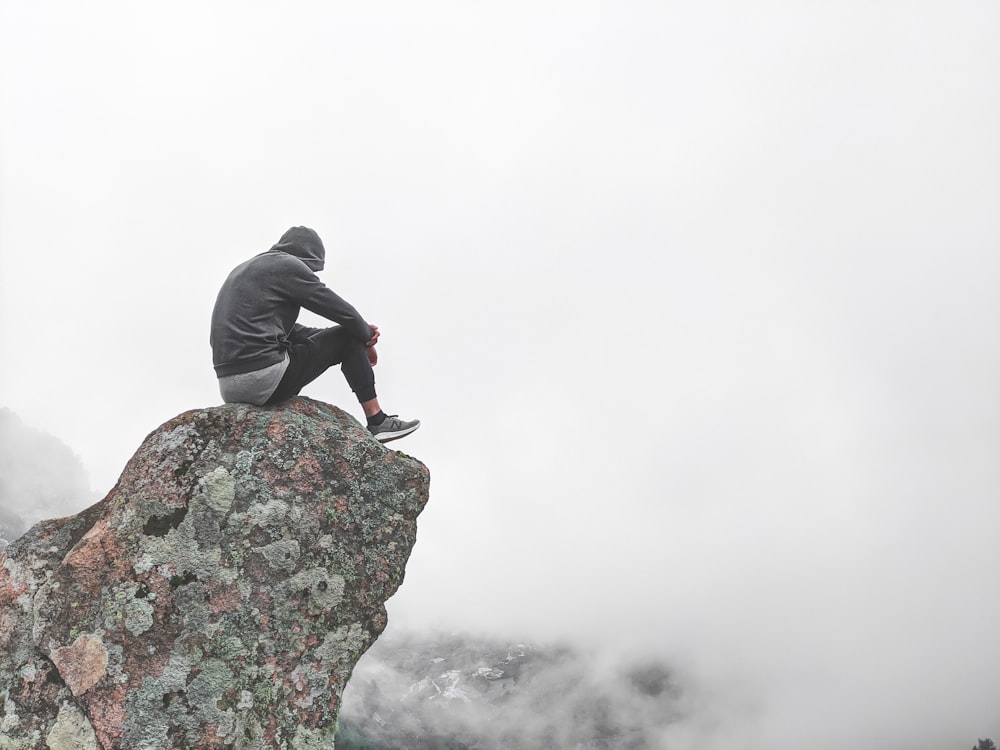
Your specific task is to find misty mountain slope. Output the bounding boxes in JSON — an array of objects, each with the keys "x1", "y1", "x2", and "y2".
[
  {"x1": 338, "y1": 632, "x2": 682, "y2": 750},
  {"x1": 0, "y1": 408, "x2": 94, "y2": 548},
  {"x1": 0, "y1": 506, "x2": 24, "y2": 550}
]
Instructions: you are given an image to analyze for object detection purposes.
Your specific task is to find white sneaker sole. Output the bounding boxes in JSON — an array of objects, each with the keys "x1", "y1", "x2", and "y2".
[{"x1": 372, "y1": 422, "x2": 420, "y2": 443}]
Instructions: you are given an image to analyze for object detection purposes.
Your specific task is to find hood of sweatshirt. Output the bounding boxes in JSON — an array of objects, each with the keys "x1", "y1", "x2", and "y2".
[{"x1": 270, "y1": 226, "x2": 326, "y2": 272}]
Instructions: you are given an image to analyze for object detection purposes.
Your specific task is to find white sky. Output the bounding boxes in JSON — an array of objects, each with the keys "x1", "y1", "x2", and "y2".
[{"x1": 2, "y1": 2, "x2": 999, "y2": 748}]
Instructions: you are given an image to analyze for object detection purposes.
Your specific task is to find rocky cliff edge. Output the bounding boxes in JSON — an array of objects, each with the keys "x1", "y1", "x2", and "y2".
[{"x1": 0, "y1": 397, "x2": 430, "y2": 750}]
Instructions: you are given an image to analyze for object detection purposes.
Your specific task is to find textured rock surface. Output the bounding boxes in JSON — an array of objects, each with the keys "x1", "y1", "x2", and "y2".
[{"x1": 0, "y1": 398, "x2": 429, "y2": 749}]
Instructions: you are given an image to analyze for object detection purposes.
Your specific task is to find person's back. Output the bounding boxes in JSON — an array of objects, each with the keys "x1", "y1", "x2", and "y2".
[
  {"x1": 210, "y1": 226, "x2": 420, "y2": 443},
  {"x1": 212, "y1": 251, "x2": 319, "y2": 377}
]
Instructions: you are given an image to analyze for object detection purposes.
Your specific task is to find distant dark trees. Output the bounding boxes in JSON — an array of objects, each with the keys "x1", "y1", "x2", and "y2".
[{"x1": 973, "y1": 740, "x2": 996, "y2": 750}]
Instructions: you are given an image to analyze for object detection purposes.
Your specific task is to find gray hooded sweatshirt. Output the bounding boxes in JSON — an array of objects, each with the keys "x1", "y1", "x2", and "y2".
[{"x1": 210, "y1": 227, "x2": 373, "y2": 380}]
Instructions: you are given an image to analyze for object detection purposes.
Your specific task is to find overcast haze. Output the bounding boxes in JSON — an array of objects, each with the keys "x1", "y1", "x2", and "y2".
[{"x1": 2, "y1": 2, "x2": 999, "y2": 748}]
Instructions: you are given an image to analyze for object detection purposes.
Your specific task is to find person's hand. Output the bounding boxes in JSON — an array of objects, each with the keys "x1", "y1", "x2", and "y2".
[
  {"x1": 365, "y1": 324, "x2": 380, "y2": 347},
  {"x1": 367, "y1": 345, "x2": 378, "y2": 367}
]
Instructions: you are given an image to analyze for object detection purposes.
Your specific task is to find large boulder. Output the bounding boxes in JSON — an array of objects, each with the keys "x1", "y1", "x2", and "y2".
[{"x1": 0, "y1": 398, "x2": 429, "y2": 749}]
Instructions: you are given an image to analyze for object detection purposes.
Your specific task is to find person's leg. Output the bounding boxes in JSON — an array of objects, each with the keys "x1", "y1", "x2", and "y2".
[
  {"x1": 360, "y1": 397, "x2": 382, "y2": 418},
  {"x1": 266, "y1": 327, "x2": 376, "y2": 406},
  {"x1": 266, "y1": 326, "x2": 420, "y2": 442}
]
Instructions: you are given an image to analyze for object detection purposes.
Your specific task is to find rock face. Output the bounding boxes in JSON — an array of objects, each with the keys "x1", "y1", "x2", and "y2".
[{"x1": 0, "y1": 398, "x2": 429, "y2": 749}]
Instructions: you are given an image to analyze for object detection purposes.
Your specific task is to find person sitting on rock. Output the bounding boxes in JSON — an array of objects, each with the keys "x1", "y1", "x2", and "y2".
[{"x1": 210, "y1": 226, "x2": 420, "y2": 443}]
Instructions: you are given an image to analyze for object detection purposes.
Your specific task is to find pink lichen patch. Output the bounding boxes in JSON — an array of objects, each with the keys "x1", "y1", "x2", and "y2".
[
  {"x1": 64, "y1": 519, "x2": 129, "y2": 596},
  {"x1": 289, "y1": 451, "x2": 324, "y2": 492},
  {"x1": 374, "y1": 557, "x2": 392, "y2": 583},
  {"x1": 50, "y1": 633, "x2": 109, "y2": 696},
  {"x1": 206, "y1": 582, "x2": 242, "y2": 616},
  {"x1": 84, "y1": 684, "x2": 128, "y2": 748},
  {"x1": 197, "y1": 724, "x2": 229, "y2": 748},
  {"x1": 263, "y1": 714, "x2": 279, "y2": 745},
  {"x1": 302, "y1": 706, "x2": 329, "y2": 728},
  {"x1": 143, "y1": 574, "x2": 177, "y2": 615},
  {"x1": 0, "y1": 567, "x2": 28, "y2": 614},
  {"x1": 267, "y1": 420, "x2": 288, "y2": 442},
  {"x1": 124, "y1": 647, "x2": 171, "y2": 692},
  {"x1": 119, "y1": 613, "x2": 177, "y2": 690}
]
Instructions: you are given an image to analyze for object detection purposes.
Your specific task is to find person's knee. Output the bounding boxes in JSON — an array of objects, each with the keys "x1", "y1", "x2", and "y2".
[{"x1": 311, "y1": 327, "x2": 355, "y2": 363}]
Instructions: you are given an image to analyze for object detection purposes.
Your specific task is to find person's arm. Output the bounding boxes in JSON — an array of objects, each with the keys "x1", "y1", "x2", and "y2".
[
  {"x1": 280, "y1": 259, "x2": 374, "y2": 342},
  {"x1": 290, "y1": 323, "x2": 324, "y2": 341},
  {"x1": 302, "y1": 287, "x2": 373, "y2": 342}
]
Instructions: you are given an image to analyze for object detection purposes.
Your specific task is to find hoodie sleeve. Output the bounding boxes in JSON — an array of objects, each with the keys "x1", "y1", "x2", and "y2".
[
  {"x1": 289, "y1": 323, "x2": 324, "y2": 342},
  {"x1": 279, "y1": 257, "x2": 374, "y2": 342}
]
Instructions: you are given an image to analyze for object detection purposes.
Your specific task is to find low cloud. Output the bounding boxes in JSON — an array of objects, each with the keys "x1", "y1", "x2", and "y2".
[{"x1": 340, "y1": 630, "x2": 685, "y2": 750}]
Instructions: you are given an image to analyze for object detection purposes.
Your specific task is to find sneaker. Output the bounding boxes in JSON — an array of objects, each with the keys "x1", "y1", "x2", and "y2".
[{"x1": 368, "y1": 414, "x2": 421, "y2": 443}]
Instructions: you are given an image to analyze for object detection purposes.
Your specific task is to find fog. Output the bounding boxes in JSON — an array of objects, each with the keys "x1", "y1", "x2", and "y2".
[
  {"x1": 2, "y1": 2, "x2": 999, "y2": 747},
  {"x1": 0, "y1": 409, "x2": 95, "y2": 545},
  {"x1": 340, "y1": 633, "x2": 684, "y2": 749}
]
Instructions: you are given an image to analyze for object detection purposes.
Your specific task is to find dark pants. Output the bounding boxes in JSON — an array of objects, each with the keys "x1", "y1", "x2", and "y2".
[{"x1": 266, "y1": 327, "x2": 376, "y2": 405}]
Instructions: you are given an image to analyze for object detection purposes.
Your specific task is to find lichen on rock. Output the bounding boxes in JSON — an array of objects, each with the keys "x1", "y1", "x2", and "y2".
[{"x1": 0, "y1": 397, "x2": 429, "y2": 749}]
